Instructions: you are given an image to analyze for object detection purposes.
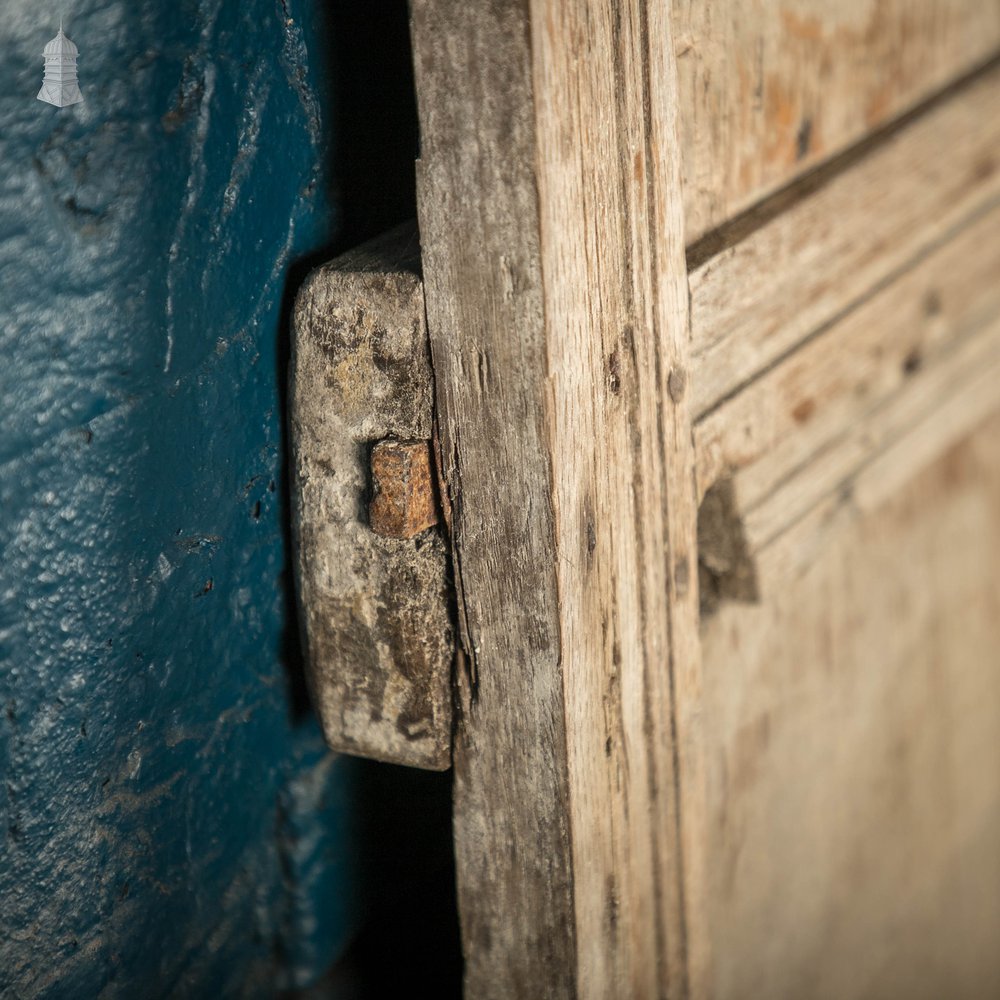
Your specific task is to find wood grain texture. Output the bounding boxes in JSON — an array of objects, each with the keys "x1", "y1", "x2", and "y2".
[
  {"x1": 690, "y1": 137, "x2": 1000, "y2": 998},
  {"x1": 740, "y1": 305, "x2": 1000, "y2": 556},
  {"x1": 695, "y1": 203, "x2": 1000, "y2": 541},
  {"x1": 411, "y1": 2, "x2": 575, "y2": 994},
  {"x1": 410, "y1": 1, "x2": 707, "y2": 996},
  {"x1": 688, "y1": 64, "x2": 1000, "y2": 417},
  {"x1": 756, "y1": 336, "x2": 1000, "y2": 577},
  {"x1": 409, "y1": 1, "x2": 1000, "y2": 993},
  {"x1": 673, "y1": 0, "x2": 1000, "y2": 241},
  {"x1": 289, "y1": 224, "x2": 453, "y2": 770},
  {"x1": 533, "y1": 3, "x2": 708, "y2": 997},
  {"x1": 700, "y1": 407, "x2": 1000, "y2": 1000}
]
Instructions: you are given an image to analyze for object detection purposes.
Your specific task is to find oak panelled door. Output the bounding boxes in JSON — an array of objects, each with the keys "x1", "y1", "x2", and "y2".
[{"x1": 410, "y1": 3, "x2": 1000, "y2": 997}]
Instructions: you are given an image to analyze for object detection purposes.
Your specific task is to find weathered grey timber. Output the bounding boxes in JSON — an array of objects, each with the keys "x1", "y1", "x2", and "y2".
[
  {"x1": 409, "y1": 1, "x2": 577, "y2": 995},
  {"x1": 289, "y1": 223, "x2": 453, "y2": 770}
]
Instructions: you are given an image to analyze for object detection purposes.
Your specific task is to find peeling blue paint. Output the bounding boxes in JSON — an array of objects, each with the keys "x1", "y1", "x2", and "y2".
[{"x1": 0, "y1": 1, "x2": 358, "y2": 995}]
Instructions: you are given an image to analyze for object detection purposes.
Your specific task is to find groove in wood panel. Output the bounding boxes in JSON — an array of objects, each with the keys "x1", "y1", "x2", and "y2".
[
  {"x1": 755, "y1": 362, "x2": 1000, "y2": 602},
  {"x1": 685, "y1": 52, "x2": 1000, "y2": 270},
  {"x1": 695, "y1": 204, "x2": 1000, "y2": 507},
  {"x1": 719, "y1": 307, "x2": 1000, "y2": 564},
  {"x1": 675, "y1": 0, "x2": 1000, "y2": 243},
  {"x1": 691, "y1": 191, "x2": 1000, "y2": 429},
  {"x1": 746, "y1": 316, "x2": 1000, "y2": 556},
  {"x1": 689, "y1": 64, "x2": 1000, "y2": 419},
  {"x1": 696, "y1": 306, "x2": 1000, "y2": 628}
]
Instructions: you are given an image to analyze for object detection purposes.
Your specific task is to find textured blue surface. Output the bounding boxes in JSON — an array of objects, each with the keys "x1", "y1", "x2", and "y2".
[{"x1": 0, "y1": 1, "x2": 360, "y2": 994}]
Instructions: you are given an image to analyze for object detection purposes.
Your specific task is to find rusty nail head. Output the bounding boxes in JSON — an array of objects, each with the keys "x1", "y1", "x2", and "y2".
[{"x1": 369, "y1": 439, "x2": 439, "y2": 538}]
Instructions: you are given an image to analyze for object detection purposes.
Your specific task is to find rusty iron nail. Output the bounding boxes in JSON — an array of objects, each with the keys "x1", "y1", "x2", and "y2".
[{"x1": 369, "y1": 439, "x2": 439, "y2": 538}]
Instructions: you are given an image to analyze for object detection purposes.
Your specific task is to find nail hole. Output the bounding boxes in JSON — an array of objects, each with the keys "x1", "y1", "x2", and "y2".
[{"x1": 902, "y1": 347, "x2": 923, "y2": 376}]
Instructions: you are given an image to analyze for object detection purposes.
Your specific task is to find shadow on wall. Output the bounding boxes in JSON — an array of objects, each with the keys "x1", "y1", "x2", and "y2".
[{"x1": 277, "y1": 2, "x2": 462, "y2": 996}]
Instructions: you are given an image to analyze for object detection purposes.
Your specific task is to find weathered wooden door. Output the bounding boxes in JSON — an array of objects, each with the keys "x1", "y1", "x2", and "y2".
[{"x1": 406, "y1": 2, "x2": 1000, "y2": 998}]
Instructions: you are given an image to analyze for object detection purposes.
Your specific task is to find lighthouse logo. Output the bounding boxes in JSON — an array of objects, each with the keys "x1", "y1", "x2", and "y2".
[{"x1": 38, "y1": 21, "x2": 84, "y2": 108}]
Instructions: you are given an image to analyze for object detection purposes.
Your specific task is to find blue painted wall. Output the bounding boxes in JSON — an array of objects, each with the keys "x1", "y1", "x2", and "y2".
[{"x1": 0, "y1": 1, "x2": 365, "y2": 994}]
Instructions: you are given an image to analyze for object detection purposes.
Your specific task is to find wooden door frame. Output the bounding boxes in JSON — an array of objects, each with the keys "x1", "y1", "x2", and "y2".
[{"x1": 410, "y1": 3, "x2": 709, "y2": 996}]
